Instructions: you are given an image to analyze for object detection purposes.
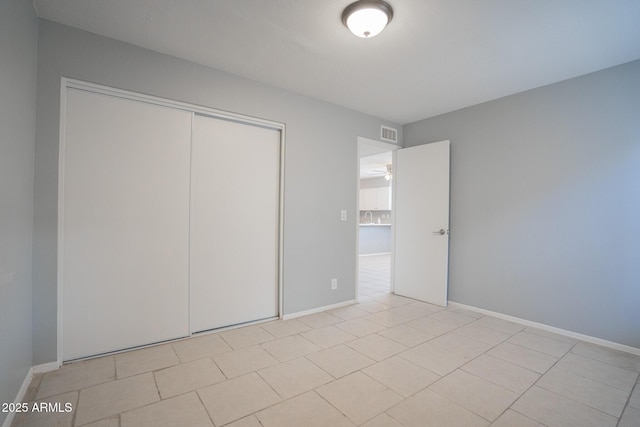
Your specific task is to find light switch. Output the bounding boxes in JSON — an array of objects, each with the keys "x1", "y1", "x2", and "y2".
[{"x1": 340, "y1": 210, "x2": 347, "y2": 221}]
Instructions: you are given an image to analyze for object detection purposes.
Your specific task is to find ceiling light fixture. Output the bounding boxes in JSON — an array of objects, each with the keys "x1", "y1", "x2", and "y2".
[
  {"x1": 342, "y1": 0, "x2": 393, "y2": 38},
  {"x1": 384, "y1": 164, "x2": 392, "y2": 181}
]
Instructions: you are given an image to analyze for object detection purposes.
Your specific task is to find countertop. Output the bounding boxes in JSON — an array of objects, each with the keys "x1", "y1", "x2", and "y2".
[{"x1": 359, "y1": 223, "x2": 391, "y2": 227}]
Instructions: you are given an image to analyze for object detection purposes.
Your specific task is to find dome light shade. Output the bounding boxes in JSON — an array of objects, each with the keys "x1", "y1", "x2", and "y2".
[{"x1": 342, "y1": 0, "x2": 393, "y2": 38}]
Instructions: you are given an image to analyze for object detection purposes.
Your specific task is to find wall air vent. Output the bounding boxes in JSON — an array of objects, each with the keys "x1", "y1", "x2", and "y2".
[{"x1": 380, "y1": 125, "x2": 398, "y2": 143}]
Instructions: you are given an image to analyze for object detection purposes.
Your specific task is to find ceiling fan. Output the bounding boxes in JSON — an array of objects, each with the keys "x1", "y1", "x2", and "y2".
[{"x1": 371, "y1": 164, "x2": 393, "y2": 180}]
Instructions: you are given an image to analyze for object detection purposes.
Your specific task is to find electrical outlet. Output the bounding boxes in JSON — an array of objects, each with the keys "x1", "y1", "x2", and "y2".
[
  {"x1": 331, "y1": 278, "x2": 338, "y2": 290},
  {"x1": 340, "y1": 210, "x2": 347, "y2": 221}
]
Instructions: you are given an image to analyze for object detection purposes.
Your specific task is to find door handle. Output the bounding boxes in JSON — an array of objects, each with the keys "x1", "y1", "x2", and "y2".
[{"x1": 432, "y1": 229, "x2": 447, "y2": 235}]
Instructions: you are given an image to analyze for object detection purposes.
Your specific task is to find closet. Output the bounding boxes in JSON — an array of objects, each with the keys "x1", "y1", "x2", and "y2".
[{"x1": 60, "y1": 83, "x2": 281, "y2": 361}]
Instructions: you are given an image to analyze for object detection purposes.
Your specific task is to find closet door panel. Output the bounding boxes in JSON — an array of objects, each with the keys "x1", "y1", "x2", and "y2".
[
  {"x1": 190, "y1": 114, "x2": 280, "y2": 332},
  {"x1": 62, "y1": 89, "x2": 191, "y2": 360}
]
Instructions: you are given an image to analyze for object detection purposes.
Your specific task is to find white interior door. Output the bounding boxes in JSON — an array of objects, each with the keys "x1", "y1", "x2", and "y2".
[
  {"x1": 190, "y1": 114, "x2": 280, "y2": 332},
  {"x1": 62, "y1": 89, "x2": 191, "y2": 360},
  {"x1": 393, "y1": 140, "x2": 450, "y2": 306}
]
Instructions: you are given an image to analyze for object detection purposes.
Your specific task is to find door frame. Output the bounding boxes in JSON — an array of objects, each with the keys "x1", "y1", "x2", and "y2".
[
  {"x1": 355, "y1": 136, "x2": 400, "y2": 301},
  {"x1": 57, "y1": 78, "x2": 286, "y2": 363}
]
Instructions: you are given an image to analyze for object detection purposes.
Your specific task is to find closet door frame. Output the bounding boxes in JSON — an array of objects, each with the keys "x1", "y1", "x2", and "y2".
[{"x1": 57, "y1": 78, "x2": 286, "y2": 364}]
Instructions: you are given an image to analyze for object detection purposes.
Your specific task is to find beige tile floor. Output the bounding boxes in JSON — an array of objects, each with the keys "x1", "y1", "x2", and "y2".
[{"x1": 12, "y1": 254, "x2": 640, "y2": 426}]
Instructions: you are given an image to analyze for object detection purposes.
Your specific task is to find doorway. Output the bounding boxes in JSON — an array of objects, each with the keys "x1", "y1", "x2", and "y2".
[{"x1": 356, "y1": 137, "x2": 399, "y2": 300}]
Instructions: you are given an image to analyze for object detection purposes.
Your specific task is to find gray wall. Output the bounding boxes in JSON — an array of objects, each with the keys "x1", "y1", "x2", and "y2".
[
  {"x1": 33, "y1": 20, "x2": 401, "y2": 364},
  {"x1": 0, "y1": 0, "x2": 38, "y2": 420},
  {"x1": 404, "y1": 60, "x2": 640, "y2": 348}
]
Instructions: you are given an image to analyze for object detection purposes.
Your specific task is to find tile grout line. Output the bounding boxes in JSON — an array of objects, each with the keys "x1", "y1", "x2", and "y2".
[{"x1": 615, "y1": 376, "x2": 640, "y2": 427}]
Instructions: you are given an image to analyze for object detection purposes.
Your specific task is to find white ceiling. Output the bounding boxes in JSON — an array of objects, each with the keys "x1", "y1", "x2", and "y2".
[{"x1": 33, "y1": 0, "x2": 640, "y2": 124}]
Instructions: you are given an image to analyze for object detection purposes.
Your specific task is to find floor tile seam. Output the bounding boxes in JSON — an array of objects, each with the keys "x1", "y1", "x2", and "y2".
[
  {"x1": 193, "y1": 389, "x2": 217, "y2": 427},
  {"x1": 457, "y1": 319, "x2": 517, "y2": 337},
  {"x1": 395, "y1": 352, "x2": 442, "y2": 379},
  {"x1": 261, "y1": 324, "x2": 313, "y2": 339},
  {"x1": 563, "y1": 352, "x2": 640, "y2": 376},
  {"x1": 73, "y1": 412, "x2": 119, "y2": 427},
  {"x1": 468, "y1": 351, "x2": 542, "y2": 375},
  {"x1": 504, "y1": 408, "x2": 552, "y2": 427},
  {"x1": 59, "y1": 356, "x2": 120, "y2": 397},
  {"x1": 28, "y1": 384, "x2": 89, "y2": 404},
  {"x1": 391, "y1": 355, "x2": 445, "y2": 382},
  {"x1": 164, "y1": 341, "x2": 181, "y2": 367},
  {"x1": 266, "y1": 330, "x2": 318, "y2": 347},
  {"x1": 72, "y1": 387, "x2": 90, "y2": 427},
  {"x1": 74, "y1": 374, "x2": 162, "y2": 425},
  {"x1": 522, "y1": 327, "x2": 580, "y2": 346},
  {"x1": 254, "y1": 368, "x2": 289, "y2": 403},
  {"x1": 326, "y1": 343, "x2": 378, "y2": 370},
  {"x1": 364, "y1": 312, "x2": 414, "y2": 327},
  {"x1": 171, "y1": 332, "x2": 234, "y2": 363},
  {"x1": 150, "y1": 358, "x2": 229, "y2": 400},
  {"x1": 499, "y1": 339, "x2": 565, "y2": 362},
  {"x1": 344, "y1": 332, "x2": 409, "y2": 363},
  {"x1": 445, "y1": 328, "x2": 504, "y2": 351},
  {"x1": 198, "y1": 372, "x2": 284, "y2": 426},
  {"x1": 527, "y1": 383, "x2": 622, "y2": 421},
  {"x1": 506, "y1": 336, "x2": 573, "y2": 359},
  {"x1": 457, "y1": 358, "x2": 538, "y2": 395},
  {"x1": 381, "y1": 409, "x2": 406, "y2": 427},
  {"x1": 257, "y1": 388, "x2": 355, "y2": 426},
  {"x1": 472, "y1": 318, "x2": 526, "y2": 335},
  {"x1": 423, "y1": 381, "x2": 498, "y2": 423},
  {"x1": 145, "y1": 377, "x2": 220, "y2": 404},
  {"x1": 99, "y1": 392, "x2": 172, "y2": 425},
  {"x1": 63, "y1": 390, "x2": 80, "y2": 427},
  {"x1": 149, "y1": 368, "x2": 163, "y2": 408},
  {"x1": 218, "y1": 328, "x2": 275, "y2": 351},
  {"x1": 617, "y1": 381, "x2": 640, "y2": 427},
  {"x1": 300, "y1": 315, "x2": 344, "y2": 328},
  {"x1": 308, "y1": 389, "x2": 358, "y2": 426},
  {"x1": 358, "y1": 305, "x2": 395, "y2": 315},
  {"x1": 450, "y1": 329, "x2": 511, "y2": 348},
  {"x1": 548, "y1": 363, "x2": 638, "y2": 395},
  {"x1": 405, "y1": 324, "x2": 457, "y2": 340},
  {"x1": 509, "y1": 338, "x2": 570, "y2": 387},
  {"x1": 316, "y1": 371, "x2": 405, "y2": 426},
  {"x1": 569, "y1": 347, "x2": 640, "y2": 373},
  {"x1": 391, "y1": 321, "x2": 439, "y2": 341},
  {"x1": 357, "y1": 366, "x2": 433, "y2": 401},
  {"x1": 202, "y1": 356, "x2": 232, "y2": 386},
  {"x1": 124, "y1": 355, "x2": 223, "y2": 385},
  {"x1": 115, "y1": 363, "x2": 181, "y2": 381},
  {"x1": 302, "y1": 331, "x2": 359, "y2": 349},
  {"x1": 423, "y1": 333, "x2": 492, "y2": 361},
  {"x1": 344, "y1": 337, "x2": 407, "y2": 363},
  {"x1": 300, "y1": 354, "x2": 341, "y2": 381}
]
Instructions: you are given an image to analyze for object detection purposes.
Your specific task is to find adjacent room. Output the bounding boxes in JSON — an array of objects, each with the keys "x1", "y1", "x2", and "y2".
[{"x1": 2, "y1": 1, "x2": 639, "y2": 426}]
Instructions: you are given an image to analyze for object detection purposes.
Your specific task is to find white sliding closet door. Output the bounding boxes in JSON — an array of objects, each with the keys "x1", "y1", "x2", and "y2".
[
  {"x1": 62, "y1": 89, "x2": 191, "y2": 360},
  {"x1": 190, "y1": 114, "x2": 280, "y2": 332}
]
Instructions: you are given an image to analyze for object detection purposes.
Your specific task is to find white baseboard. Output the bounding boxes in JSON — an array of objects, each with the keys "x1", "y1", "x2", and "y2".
[
  {"x1": 282, "y1": 299, "x2": 358, "y2": 320},
  {"x1": 31, "y1": 361, "x2": 60, "y2": 375},
  {"x1": 1, "y1": 367, "x2": 33, "y2": 427},
  {"x1": 448, "y1": 301, "x2": 640, "y2": 356},
  {"x1": 2, "y1": 362, "x2": 60, "y2": 427}
]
